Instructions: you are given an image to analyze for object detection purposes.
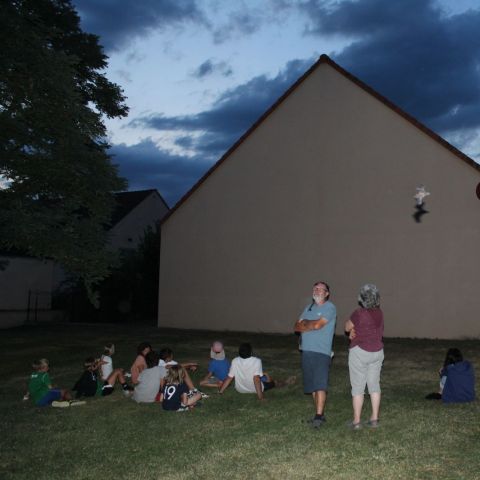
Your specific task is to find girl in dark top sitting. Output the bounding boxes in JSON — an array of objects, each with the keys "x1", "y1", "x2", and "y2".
[{"x1": 426, "y1": 348, "x2": 475, "y2": 403}]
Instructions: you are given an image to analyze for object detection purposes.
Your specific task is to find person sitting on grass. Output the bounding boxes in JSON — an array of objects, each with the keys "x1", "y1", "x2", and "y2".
[
  {"x1": 160, "y1": 365, "x2": 202, "y2": 411},
  {"x1": 99, "y1": 343, "x2": 134, "y2": 396},
  {"x1": 218, "y1": 343, "x2": 295, "y2": 400},
  {"x1": 130, "y1": 342, "x2": 152, "y2": 385},
  {"x1": 132, "y1": 351, "x2": 163, "y2": 403},
  {"x1": 28, "y1": 358, "x2": 74, "y2": 407},
  {"x1": 72, "y1": 357, "x2": 103, "y2": 398},
  {"x1": 158, "y1": 347, "x2": 205, "y2": 397},
  {"x1": 426, "y1": 348, "x2": 475, "y2": 403},
  {"x1": 199, "y1": 341, "x2": 230, "y2": 389}
]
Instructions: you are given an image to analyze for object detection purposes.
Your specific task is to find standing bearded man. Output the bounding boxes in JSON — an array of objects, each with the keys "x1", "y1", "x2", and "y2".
[{"x1": 294, "y1": 281, "x2": 337, "y2": 428}]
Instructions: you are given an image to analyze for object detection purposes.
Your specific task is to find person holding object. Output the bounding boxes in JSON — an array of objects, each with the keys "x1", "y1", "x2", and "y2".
[
  {"x1": 344, "y1": 284, "x2": 384, "y2": 430},
  {"x1": 294, "y1": 281, "x2": 337, "y2": 428}
]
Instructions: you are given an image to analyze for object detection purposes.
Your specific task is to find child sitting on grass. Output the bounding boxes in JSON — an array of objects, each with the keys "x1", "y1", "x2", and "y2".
[
  {"x1": 99, "y1": 343, "x2": 134, "y2": 396},
  {"x1": 130, "y1": 342, "x2": 152, "y2": 385},
  {"x1": 132, "y1": 351, "x2": 163, "y2": 403},
  {"x1": 200, "y1": 341, "x2": 230, "y2": 389},
  {"x1": 28, "y1": 358, "x2": 75, "y2": 407},
  {"x1": 219, "y1": 343, "x2": 296, "y2": 400},
  {"x1": 72, "y1": 357, "x2": 102, "y2": 398},
  {"x1": 160, "y1": 365, "x2": 202, "y2": 411},
  {"x1": 426, "y1": 348, "x2": 475, "y2": 403},
  {"x1": 158, "y1": 348, "x2": 199, "y2": 390}
]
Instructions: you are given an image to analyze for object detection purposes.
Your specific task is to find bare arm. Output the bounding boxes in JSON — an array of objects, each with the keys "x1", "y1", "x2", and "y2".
[
  {"x1": 344, "y1": 319, "x2": 354, "y2": 332},
  {"x1": 344, "y1": 319, "x2": 356, "y2": 339},
  {"x1": 294, "y1": 317, "x2": 328, "y2": 333},
  {"x1": 218, "y1": 376, "x2": 233, "y2": 394},
  {"x1": 253, "y1": 375, "x2": 264, "y2": 400},
  {"x1": 180, "y1": 362, "x2": 198, "y2": 372}
]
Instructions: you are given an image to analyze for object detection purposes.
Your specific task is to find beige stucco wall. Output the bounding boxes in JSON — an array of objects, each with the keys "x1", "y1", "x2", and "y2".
[
  {"x1": 158, "y1": 62, "x2": 480, "y2": 339},
  {"x1": 0, "y1": 255, "x2": 56, "y2": 328},
  {"x1": 0, "y1": 256, "x2": 54, "y2": 310},
  {"x1": 109, "y1": 192, "x2": 168, "y2": 250}
]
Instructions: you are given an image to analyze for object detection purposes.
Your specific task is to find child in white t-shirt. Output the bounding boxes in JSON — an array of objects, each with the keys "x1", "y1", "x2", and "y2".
[
  {"x1": 219, "y1": 343, "x2": 295, "y2": 400},
  {"x1": 99, "y1": 343, "x2": 133, "y2": 396}
]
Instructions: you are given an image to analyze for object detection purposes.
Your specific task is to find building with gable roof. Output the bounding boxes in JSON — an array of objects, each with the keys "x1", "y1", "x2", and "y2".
[
  {"x1": 109, "y1": 189, "x2": 169, "y2": 250},
  {"x1": 1, "y1": 189, "x2": 169, "y2": 328},
  {"x1": 158, "y1": 55, "x2": 480, "y2": 339}
]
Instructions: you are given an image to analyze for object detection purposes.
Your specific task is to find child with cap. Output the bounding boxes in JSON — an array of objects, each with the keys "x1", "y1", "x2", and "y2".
[{"x1": 200, "y1": 341, "x2": 231, "y2": 389}]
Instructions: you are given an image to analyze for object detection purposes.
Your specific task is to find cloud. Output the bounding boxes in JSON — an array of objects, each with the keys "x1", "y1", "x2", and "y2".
[
  {"x1": 191, "y1": 59, "x2": 233, "y2": 79},
  {"x1": 110, "y1": 139, "x2": 212, "y2": 206},
  {"x1": 115, "y1": 58, "x2": 314, "y2": 203},
  {"x1": 213, "y1": 10, "x2": 263, "y2": 44},
  {"x1": 130, "y1": 57, "x2": 314, "y2": 159},
  {"x1": 298, "y1": 0, "x2": 480, "y2": 135},
  {"x1": 73, "y1": 0, "x2": 207, "y2": 51}
]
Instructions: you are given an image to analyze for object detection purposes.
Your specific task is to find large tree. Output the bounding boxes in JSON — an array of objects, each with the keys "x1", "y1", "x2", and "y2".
[{"x1": 0, "y1": 0, "x2": 129, "y2": 300}]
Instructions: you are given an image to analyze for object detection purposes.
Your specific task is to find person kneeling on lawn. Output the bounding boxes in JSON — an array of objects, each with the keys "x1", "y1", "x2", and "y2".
[{"x1": 218, "y1": 343, "x2": 295, "y2": 400}]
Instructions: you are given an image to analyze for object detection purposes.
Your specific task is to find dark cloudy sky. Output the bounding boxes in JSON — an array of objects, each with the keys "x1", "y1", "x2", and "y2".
[{"x1": 72, "y1": 0, "x2": 480, "y2": 206}]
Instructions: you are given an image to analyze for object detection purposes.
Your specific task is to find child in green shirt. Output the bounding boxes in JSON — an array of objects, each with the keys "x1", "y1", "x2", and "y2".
[{"x1": 28, "y1": 358, "x2": 72, "y2": 406}]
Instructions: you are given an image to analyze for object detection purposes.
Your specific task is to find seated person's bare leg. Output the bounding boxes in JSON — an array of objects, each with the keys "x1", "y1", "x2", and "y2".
[
  {"x1": 61, "y1": 389, "x2": 72, "y2": 401},
  {"x1": 181, "y1": 392, "x2": 202, "y2": 407},
  {"x1": 107, "y1": 368, "x2": 126, "y2": 386}
]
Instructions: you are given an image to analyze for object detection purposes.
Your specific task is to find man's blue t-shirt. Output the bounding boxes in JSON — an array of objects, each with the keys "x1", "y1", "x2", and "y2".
[
  {"x1": 300, "y1": 300, "x2": 337, "y2": 356},
  {"x1": 208, "y1": 358, "x2": 230, "y2": 381}
]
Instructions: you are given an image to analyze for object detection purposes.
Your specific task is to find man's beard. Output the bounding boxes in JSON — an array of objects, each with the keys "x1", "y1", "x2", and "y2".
[{"x1": 313, "y1": 295, "x2": 322, "y2": 304}]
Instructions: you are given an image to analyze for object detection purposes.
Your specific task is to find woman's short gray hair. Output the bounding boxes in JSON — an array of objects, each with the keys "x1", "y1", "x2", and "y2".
[{"x1": 358, "y1": 284, "x2": 380, "y2": 308}]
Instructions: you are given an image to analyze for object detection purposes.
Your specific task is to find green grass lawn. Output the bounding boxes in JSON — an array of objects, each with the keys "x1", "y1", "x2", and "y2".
[{"x1": 1, "y1": 323, "x2": 479, "y2": 480}]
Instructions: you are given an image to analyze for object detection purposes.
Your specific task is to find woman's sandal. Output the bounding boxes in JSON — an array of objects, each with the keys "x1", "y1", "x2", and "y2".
[
  {"x1": 347, "y1": 421, "x2": 362, "y2": 430},
  {"x1": 365, "y1": 419, "x2": 380, "y2": 428}
]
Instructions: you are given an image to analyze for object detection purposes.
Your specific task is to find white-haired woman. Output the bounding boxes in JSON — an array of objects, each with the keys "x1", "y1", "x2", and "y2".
[{"x1": 344, "y1": 284, "x2": 384, "y2": 429}]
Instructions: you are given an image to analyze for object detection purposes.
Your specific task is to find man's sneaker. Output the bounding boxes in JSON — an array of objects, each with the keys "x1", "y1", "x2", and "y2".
[
  {"x1": 124, "y1": 372, "x2": 132, "y2": 378},
  {"x1": 122, "y1": 384, "x2": 134, "y2": 391},
  {"x1": 307, "y1": 415, "x2": 326, "y2": 428},
  {"x1": 199, "y1": 391, "x2": 209, "y2": 399},
  {"x1": 123, "y1": 389, "x2": 133, "y2": 397},
  {"x1": 177, "y1": 406, "x2": 189, "y2": 412},
  {"x1": 52, "y1": 401, "x2": 70, "y2": 408}
]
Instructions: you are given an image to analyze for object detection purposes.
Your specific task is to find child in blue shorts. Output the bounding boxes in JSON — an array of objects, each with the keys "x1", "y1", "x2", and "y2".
[{"x1": 28, "y1": 358, "x2": 72, "y2": 407}]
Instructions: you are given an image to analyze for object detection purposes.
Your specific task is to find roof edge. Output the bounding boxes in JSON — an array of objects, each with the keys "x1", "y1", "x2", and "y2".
[
  {"x1": 162, "y1": 54, "x2": 480, "y2": 225},
  {"x1": 321, "y1": 55, "x2": 480, "y2": 173}
]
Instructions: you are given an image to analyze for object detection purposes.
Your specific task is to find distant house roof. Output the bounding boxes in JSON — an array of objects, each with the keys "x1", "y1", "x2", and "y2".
[
  {"x1": 111, "y1": 189, "x2": 169, "y2": 227},
  {"x1": 163, "y1": 54, "x2": 480, "y2": 224}
]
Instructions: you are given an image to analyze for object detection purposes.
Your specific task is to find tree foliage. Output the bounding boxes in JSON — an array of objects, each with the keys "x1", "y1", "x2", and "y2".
[
  {"x1": 56, "y1": 225, "x2": 161, "y2": 323},
  {"x1": 0, "y1": 0, "x2": 129, "y2": 299}
]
